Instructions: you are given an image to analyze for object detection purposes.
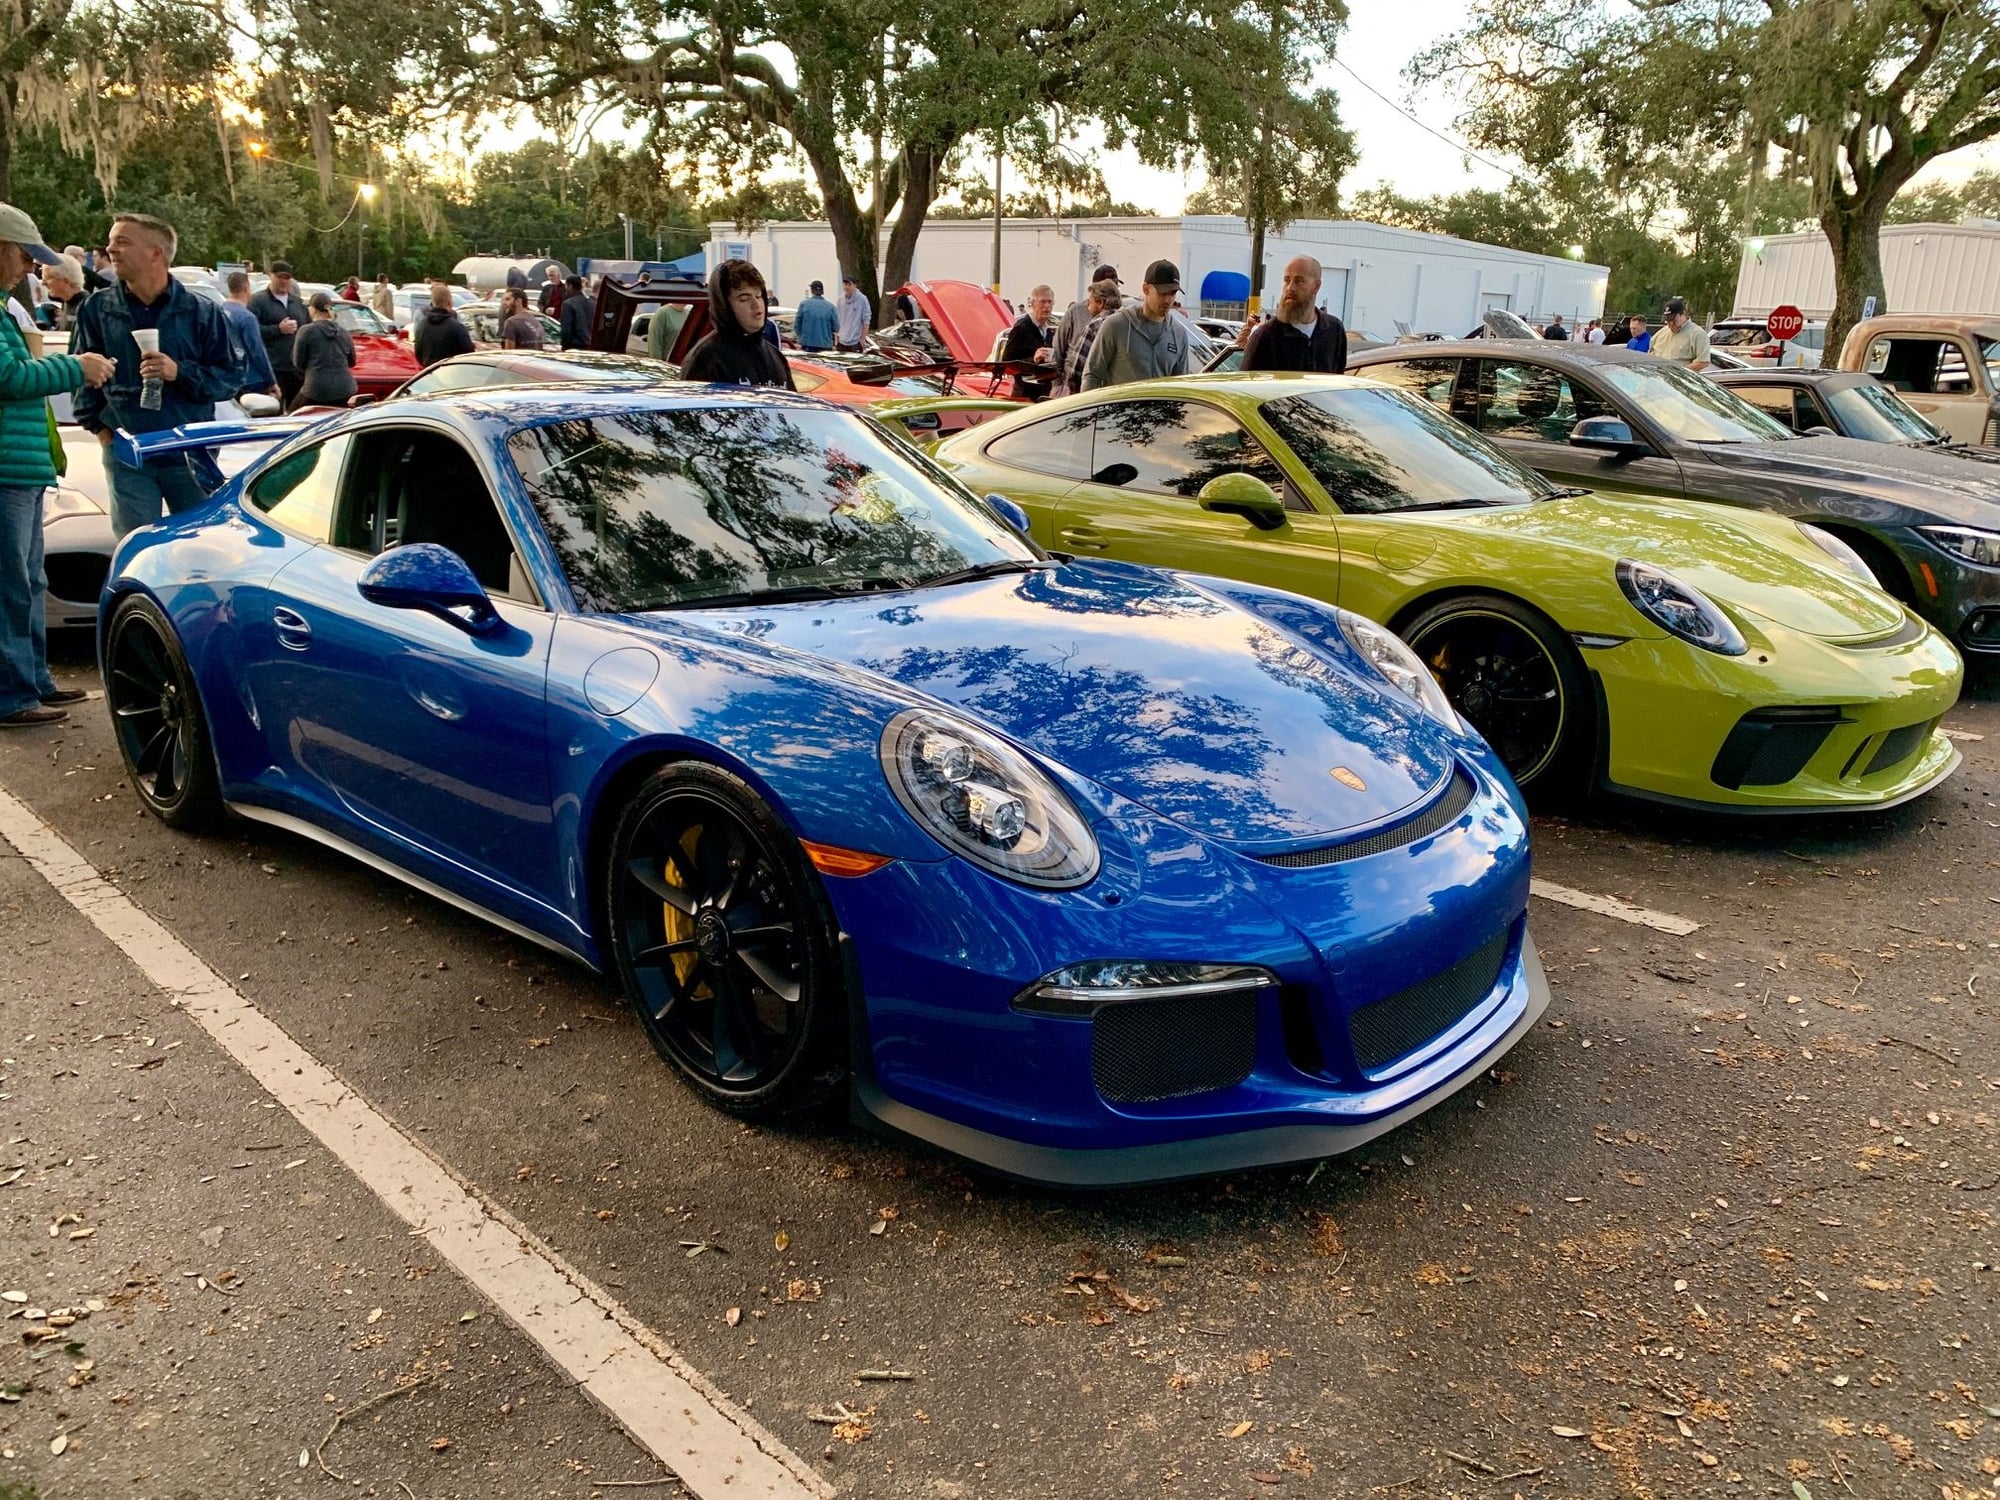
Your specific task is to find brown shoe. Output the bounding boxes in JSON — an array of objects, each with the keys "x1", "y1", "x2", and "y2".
[
  {"x1": 40, "y1": 688, "x2": 88, "y2": 706},
  {"x1": 1, "y1": 705, "x2": 68, "y2": 727}
]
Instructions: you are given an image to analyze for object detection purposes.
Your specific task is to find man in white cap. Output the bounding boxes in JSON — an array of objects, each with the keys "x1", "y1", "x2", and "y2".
[{"x1": 0, "y1": 202, "x2": 114, "y2": 727}]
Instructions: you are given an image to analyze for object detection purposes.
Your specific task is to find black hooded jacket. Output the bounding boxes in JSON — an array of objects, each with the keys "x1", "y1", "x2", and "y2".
[
  {"x1": 679, "y1": 265, "x2": 795, "y2": 388},
  {"x1": 413, "y1": 305, "x2": 475, "y2": 367}
]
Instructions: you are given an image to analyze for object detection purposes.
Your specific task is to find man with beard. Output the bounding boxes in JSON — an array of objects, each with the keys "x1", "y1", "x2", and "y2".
[{"x1": 1240, "y1": 255, "x2": 1347, "y2": 374}]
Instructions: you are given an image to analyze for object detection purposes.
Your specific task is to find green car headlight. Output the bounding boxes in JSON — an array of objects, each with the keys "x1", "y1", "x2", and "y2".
[
  {"x1": 1919, "y1": 524, "x2": 2000, "y2": 568},
  {"x1": 1337, "y1": 611, "x2": 1461, "y2": 729},
  {"x1": 1796, "y1": 523, "x2": 1877, "y2": 587},
  {"x1": 1616, "y1": 560, "x2": 1746, "y2": 655}
]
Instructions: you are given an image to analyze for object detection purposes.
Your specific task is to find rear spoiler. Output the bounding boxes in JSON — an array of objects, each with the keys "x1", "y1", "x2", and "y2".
[{"x1": 109, "y1": 418, "x2": 315, "y2": 473}]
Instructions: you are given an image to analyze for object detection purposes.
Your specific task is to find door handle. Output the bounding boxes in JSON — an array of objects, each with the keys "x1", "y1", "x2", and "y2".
[
  {"x1": 1057, "y1": 526, "x2": 1110, "y2": 551},
  {"x1": 273, "y1": 606, "x2": 312, "y2": 651}
]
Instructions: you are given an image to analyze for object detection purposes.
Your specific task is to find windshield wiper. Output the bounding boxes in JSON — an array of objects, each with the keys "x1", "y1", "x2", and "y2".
[
  {"x1": 1541, "y1": 485, "x2": 1593, "y2": 500},
  {"x1": 645, "y1": 583, "x2": 859, "y2": 611},
  {"x1": 1394, "y1": 497, "x2": 1514, "y2": 512},
  {"x1": 906, "y1": 559, "x2": 1052, "y2": 590}
]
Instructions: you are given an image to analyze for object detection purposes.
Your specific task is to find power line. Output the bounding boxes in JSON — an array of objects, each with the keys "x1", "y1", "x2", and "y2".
[{"x1": 1327, "y1": 55, "x2": 1539, "y2": 191}]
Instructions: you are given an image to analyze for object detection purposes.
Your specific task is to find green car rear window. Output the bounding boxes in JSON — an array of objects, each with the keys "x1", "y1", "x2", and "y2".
[{"x1": 1259, "y1": 387, "x2": 1548, "y2": 514}]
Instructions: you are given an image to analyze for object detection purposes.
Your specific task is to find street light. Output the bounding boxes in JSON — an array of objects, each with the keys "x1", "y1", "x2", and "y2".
[
  {"x1": 246, "y1": 140, "x2": 265, "y2": 157},
  {"x1": 356, "y1": 182, "x2": 378, "y2": 279}
]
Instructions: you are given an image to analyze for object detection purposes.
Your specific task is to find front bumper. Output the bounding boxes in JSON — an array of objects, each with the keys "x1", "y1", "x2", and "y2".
[
  {"x1": 1589, "y1": 611, "x2": 1964, "y2": 811},
  {"x1": 829, "y1": 754, "x2": 1542, "y2": 1185},
  {"x1": 42, "y1": 512, "x2": 113, "y2": 632}
]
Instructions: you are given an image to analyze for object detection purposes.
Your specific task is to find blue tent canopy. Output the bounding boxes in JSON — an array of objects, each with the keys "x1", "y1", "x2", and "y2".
[{"x1": 1200, "y1": 270, "x2": 1252, "y2": 304}]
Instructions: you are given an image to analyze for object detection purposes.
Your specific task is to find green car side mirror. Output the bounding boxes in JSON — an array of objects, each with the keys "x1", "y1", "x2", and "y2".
[{"x1": 1198, "y1": 472, "x2": 1288, "y2": 531}]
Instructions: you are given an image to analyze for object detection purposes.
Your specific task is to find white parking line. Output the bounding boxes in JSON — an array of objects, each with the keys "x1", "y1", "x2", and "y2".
[
  {"x1": 1531, "y1": 879, "x2": 1702, "y2": 936},
  {"x1": 1941, "y1": 727, "x2": 1985, "y2": 742},
  {"x1": 0, "y1": 783, "x2": 828, "y2": 1500}
]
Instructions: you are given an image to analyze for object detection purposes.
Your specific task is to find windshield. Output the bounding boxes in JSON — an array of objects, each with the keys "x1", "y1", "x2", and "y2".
[
  {"x1": 508, "y1": 406, "x2": 1037, "y2": 611},
  {"x1": 332, "y1": 303, "x2": 388, "y2": 335},
  {"x1": 1260, "y1": 386, "x2": 1552, "y2": 513},
  {"x1": 1593, "y1": 359, "x2": 1793, "y2": 444},
  {"x1": 1823, "y1": 381, "x2": 1946, "y2": 443},
  {"x1": 1983, "y1": 337, "x2": 2000, "y2": 389}
]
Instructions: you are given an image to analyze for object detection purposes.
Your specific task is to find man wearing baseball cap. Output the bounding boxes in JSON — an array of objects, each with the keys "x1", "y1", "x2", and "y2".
[
  {"x1": 1051, "y1": 263, "x2": 1119, "y2": 397},
  {"x1": 1083, "y1": 259, "x2": 1191, "y2": 390},
  {"x1": 0, "y1": 203, "x2": 115, "y2": 727},
  {"x1": 1649, "y1": 297, "x2": 1710, "y2": 370}
]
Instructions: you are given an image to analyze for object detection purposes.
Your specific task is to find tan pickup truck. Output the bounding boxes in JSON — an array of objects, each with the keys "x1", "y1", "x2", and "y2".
[{"x1": 1837, "y1": 315, "x2": 2000, "y2": 446}]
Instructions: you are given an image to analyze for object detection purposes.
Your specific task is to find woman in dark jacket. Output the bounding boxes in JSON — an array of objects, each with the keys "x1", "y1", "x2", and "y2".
[
  {"x1": 679, "y1": 260, "x2": 794, "y2": 388},
  {"x1": 291, "y1": 293, "x2": 357, "y2": 410}
]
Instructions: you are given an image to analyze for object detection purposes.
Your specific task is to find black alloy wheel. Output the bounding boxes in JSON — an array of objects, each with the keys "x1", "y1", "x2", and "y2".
[
  {"x1": 606, "y1": 762, "x2": 845, "y2": 1117},
  {"x1": 105, "y1": 595, "x2": 223, "y2": 830},
  {"x1": 1402, "y1": 595, "x2": 1590, "y2": 797}
]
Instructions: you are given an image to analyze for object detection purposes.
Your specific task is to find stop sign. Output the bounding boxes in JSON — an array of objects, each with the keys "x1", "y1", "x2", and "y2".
[{"x1": 1767, "y1": 305, "x2": 1806, "y2": 341}]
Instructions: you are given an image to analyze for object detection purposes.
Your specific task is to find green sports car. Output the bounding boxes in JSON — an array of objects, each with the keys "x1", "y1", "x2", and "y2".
[{"x1": 933, "y1": 373, "x2": 1964, "y2": 812}]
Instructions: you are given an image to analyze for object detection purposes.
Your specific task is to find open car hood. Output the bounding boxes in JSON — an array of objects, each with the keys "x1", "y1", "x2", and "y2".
[
  {"x1": 674, "y1": 562, "x2": 1459, "y2": 849},
  {"x1": 890, "y1": 281, "x2": 1015, "y2": 366}
]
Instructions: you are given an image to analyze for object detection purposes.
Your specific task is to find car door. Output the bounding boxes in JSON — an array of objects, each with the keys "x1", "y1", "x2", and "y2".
[
  {"x1": 1052, "y1": 396, "x2": 1341, "y2": 602},
  {"x1": 1858, "y1": 333, "x2": 1987, "y2": 442},
  {"x1": 968, "y1": 406, "x2": 1100, "y2": 548},
  {"x1": 257, "y1": 420, "x2": 557, "y2": 902},
  {"x1": 1465, "y1": 356, "x2": 1691, "y2": 500}
]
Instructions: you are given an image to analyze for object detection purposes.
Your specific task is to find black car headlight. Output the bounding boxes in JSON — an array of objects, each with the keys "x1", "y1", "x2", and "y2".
[
  {"x1": 881, "y1": 709, "x2": 1099, "y2": 888},
  {"x1": 1337, "y1": 610, "x2": 1461, "y2": 729},
  {"x1": 1919, "y1": 524, "x2": 2000, "y2": 568},
  {"x1": 1616, "y1": 560, "x2": 1746, "y2": 655}
]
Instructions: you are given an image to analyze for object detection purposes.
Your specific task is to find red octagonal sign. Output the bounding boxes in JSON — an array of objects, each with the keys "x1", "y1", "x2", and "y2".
[{"x1": 1767, "y1": 305, "x2": 1806, "y2": 342}]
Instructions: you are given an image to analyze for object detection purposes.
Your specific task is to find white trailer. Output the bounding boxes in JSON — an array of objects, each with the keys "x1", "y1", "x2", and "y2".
[{"x1": 1733, "y1": 221, "x2": 2000, "y2": 319}]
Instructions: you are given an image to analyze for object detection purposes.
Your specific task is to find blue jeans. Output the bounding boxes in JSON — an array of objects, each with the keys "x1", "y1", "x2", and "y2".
[
  {"x1": 0, "y1": 484, "x2": 57, "y2": 717},
  {"x1": 108, "y1": 454, "x2": 212, "y2": 540}
]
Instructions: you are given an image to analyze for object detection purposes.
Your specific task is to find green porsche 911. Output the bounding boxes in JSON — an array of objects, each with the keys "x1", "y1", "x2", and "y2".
[{"x1": 933, "y1": 373, "x2": 1963, "y2": 812}]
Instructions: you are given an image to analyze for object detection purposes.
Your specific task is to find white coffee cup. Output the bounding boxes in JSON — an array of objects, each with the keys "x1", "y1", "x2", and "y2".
[{"x1": 131, "y1": 328, "x2": 160, "y2": 358}]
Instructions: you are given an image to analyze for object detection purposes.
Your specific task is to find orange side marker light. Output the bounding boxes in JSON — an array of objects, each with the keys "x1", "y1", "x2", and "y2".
[
  {"x1": 1919, "y1": 561, "x2": 1939, "y2": 598},
  {"x1": 802, "y1": 840, "x2": 893, "y2": 877}
]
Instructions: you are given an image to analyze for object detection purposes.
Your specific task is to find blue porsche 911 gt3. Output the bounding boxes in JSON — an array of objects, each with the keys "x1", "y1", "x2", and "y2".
[{"x1": 104, "y1": 386, "x2": 1549, "y2": 1184}]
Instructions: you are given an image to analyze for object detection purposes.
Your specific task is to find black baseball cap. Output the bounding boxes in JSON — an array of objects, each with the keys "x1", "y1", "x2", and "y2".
[
  {"x1": 1663, "y1": 297, "x2": 1687, "y2": 316},
  {"x1": 1143, "y1": 259, "x2": 1180, "y2": 290},
  {"x1": 809, "y1": 279, "x2": 823, "y2": 294},
  {"x1": 270, "y1": 260, "x2": 294, "y2": 275},
  {"x1": 1091, "y1": 264, "x2": 1120, "y2": 284}
]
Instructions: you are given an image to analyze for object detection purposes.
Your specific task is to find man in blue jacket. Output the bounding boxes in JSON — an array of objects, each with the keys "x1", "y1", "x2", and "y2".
[
  {"x1": 70, "y1": 213, "x2": 237, "y2": 538},
  {"x1": 794, "y1": 280, "x2": 837, "y2": 352}
]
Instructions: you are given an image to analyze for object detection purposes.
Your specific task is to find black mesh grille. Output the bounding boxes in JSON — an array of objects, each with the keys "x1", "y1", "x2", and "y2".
[
  {"x1": 1864, "y1": 719, "x2": 1934, "y2": 777},
  {"x1": 1091, "y1": 989, "x2": 1258, "y2": 1103},
  {"x1": 44, "y1": 552, "x2": 109, "y2": 606},
  {"x1": 1347, "y1": 929, "x2": 1511, "y2": 1074},
  {"x1": 1711, "y1": 708, "x2": 1843, "y2": 790},
  {"x1": 1254, "y1": 769, "x2": 1475, "y2": 869}
]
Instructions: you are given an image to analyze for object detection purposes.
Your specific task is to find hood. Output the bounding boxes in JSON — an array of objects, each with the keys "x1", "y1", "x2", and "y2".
[
  {"x1": 1696, "y1": 434, "x2": 2000, "y2": 524},
  {"x1": 892, "y1": 280, "x2": 1014, "y2": 364},
  {"x1": 1445, "y1": 494, "x2": 1907, "y2": 641},
  {"x1": 667, "y1": 563, "x2": 1458, "y2": 847}
]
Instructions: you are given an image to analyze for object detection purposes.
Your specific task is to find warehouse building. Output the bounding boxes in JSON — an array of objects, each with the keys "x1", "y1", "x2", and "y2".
[
  {"x1": 1733, "y1": 220, "x2": 2000, "y2": 318},
  {"x1": 709, "y1": 216, "x2": 1608, "y2": 336}
]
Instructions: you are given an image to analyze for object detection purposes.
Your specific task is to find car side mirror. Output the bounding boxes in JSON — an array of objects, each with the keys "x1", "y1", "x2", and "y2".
[
  {"x1": 1801, "y1": 425, "x2": 1836, "y2": 438},
  {"x1": 983, "y1": 492, "x2": 1032, "y2": 535},
  {"x1": 358, "y1": 543, "x2": 501, "y2": 634},
  {"x1": 239, "y1": 392, "x2": 282, "y2": 417},
  {"x1": 346, "y1": 393, "x2": 377, "y2": 408},
  {"x1": 1568, "y1": 415, "x2": 1648, "y2": 457},
  {"x1": 1198, "y1": 472, "x2": 1288, "y2": 530}
]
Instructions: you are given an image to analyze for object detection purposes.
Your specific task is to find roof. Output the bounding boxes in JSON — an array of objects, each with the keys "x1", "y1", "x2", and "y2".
[
  {"x1": 1349, "y1": 340, "x2": 1659, "y2": 366},
  {"x1": 1709, "y1": 369, "x2": 1879, "y2": 390},
  {"x1": 1844, "y1": 314, "x2": 2000, "y2": 341}
]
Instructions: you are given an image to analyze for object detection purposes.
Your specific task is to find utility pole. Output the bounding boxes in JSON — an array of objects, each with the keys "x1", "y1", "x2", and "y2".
[
  {"x1": 1246, "y1": 0, "x2": 1281, "y2": 320},
  {"x1": 991, "y1": 130, "x2": 1003, "y2": 295},
  {"x1": 620, "y1": 213, "x2": 634, "y2": 261}
]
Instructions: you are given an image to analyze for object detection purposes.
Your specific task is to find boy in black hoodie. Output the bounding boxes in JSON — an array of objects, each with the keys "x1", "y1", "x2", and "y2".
[{"x1": 680, "y1": 260, "x2": 795, "y2": 388}]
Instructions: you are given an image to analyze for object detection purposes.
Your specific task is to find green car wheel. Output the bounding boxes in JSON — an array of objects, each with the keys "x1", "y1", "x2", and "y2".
[{"x1": 1401, "y1": 595, "x2": 1590, "y2": 797}]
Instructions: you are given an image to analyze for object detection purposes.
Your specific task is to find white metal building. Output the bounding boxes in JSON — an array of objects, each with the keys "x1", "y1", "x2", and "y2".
[
  {"x1": 1733, "y1": 220, "x2": 2000, "y2": 318},
  {"x1": 709, "y1": 216, "x2": 1609, "y2": 335}
]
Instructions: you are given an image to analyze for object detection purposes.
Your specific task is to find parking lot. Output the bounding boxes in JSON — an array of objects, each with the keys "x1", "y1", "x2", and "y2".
[{"x1": 4, "y1": 637, "x2": 1997, "y2": 1500}]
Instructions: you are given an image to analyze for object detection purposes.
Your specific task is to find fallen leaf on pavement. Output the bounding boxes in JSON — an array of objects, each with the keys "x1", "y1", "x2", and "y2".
[
  {"x1": 1550, "y1": 1426, "x2": 1587, "y2": 1439},
  {"x1": 1228, "y1": 1421, "x2": 1254, "y2": 1439},
  {"x1": 725, "y1": 1307, "x2": 742, "y2": 1328}
]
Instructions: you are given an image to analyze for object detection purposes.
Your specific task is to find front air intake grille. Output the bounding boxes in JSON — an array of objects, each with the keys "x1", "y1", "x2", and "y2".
[
  {"x1": 1711, "y1": 707, "x2": 1844, "y2": 790},
  {"x1": 1254, "y1": 769, "x2": 1476, "y2": 869},
  {"x1": 1864, "y1": 719, "x2": 1934, "y2": 777},
  {"x1": 1092, "y1": 989, "x2": 1258, "y2": 1103},
  {"x1": 44, "y1": 552, "x2": 109, "y2": 606},
  {"x1": 1347, "y1": 929, "x2": 1512, "y2": 1074}
]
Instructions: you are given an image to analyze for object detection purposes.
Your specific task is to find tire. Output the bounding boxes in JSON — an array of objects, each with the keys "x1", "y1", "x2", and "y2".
[
  {"x1": 104, "y1": 594, "x2": 224, "y2": 831},
  {"x1": 604, "y1": 761, "x2": 847, "y2": 1118},
  {"x1": 1401, "y1": 594, "x2": 1593, "y2": 800},
  {"x1": 1833, "y1": 529, "x2": 1916, "y2": 606}
]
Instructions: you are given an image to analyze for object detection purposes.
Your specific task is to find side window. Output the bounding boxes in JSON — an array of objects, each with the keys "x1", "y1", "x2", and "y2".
[
  {"x1": 790, "y1": 369, "x2": 827, "y2": 394},
  {"x1": 1733, "y1": 385, "x2": 1798, "y2": 429},
  {"x1": 331, "y1": 428, "x2": 536, "y2": 604},
  {"x1": 982, "y1": 407, "x2": 1097, "y2": 481},
  {"x1": 409, "y1": 362, "x2": 506, "y2": 395},
  {"x1": 1364, "y1": 358, "x2": 1460, "y2": 409},
  {"x1": 1792, "y1": 389, "x2": 1832, "y2": 432},
  {"x1": 1088, "y1": 399, "x2": 1291, "y2": 502},
  {"x1": 245, "y1": 435, "x2": 351, "y2": 542},
  {"x1": 1474, "y1": 361, "x2": 1612, "y2": 441},
  {"x1": 1937, "y1": 342, "x2": 1974, "y2": 394},
  {"x1": 1867, "y1": 337, "x2": 1954, "y2": 393}
]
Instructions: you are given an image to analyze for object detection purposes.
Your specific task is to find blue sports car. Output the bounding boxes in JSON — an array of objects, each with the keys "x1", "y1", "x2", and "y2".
[{"x1": 104, "y1": 387, "x2": 1549, "y2": 1185}]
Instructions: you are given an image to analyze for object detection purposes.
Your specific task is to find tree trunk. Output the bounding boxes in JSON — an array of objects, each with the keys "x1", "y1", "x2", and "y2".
[
  {"x1": 0, "y1": 80, "x2": 15, "y2": 204},
  {"x1": 881, "y1": 145, "x2": 944, "y2": 312},
  {"x1": 1821, "y1": 196, "x2": 1891, "y2": 364}
]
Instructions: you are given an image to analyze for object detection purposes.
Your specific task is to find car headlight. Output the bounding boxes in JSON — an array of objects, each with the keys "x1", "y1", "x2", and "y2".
[
  {"x1": 880, "y1": 709, "x2": 1099, "y2": 888},
  {"x1": 1919, "y1": 524, "x2": 2000, "y2": 567},
  {"x1": 1337, "y1": 610, "x2": 1461, "y2": 729},
  {"x1": 1796, "y1": 523, "x2": 1877, "y2": 586},
  {"x1": 1015, "y1": 960, "x2": 1276, "y2": 1015},
  {"x1": 1616, "y1": 560, "x2": 1746, "y2": 655},
  {"x1": 44, "y1": 485, "x2": 102, "y2": 520}
]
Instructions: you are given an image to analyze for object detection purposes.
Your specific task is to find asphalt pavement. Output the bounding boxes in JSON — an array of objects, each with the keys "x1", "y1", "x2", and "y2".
[{"x1": 3, "y1": 634, "x2": 1996, "y2": 1500}]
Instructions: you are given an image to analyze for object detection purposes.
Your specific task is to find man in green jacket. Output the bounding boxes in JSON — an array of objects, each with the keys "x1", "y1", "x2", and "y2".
[{"x1": 0, "y1": 203, "x2": 114, "y2": 727}]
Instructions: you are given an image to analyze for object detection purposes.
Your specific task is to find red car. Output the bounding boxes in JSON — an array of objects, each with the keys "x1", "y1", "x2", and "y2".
[{"x1": 327, "y1": 301, "x2": 421, "y2": 399}]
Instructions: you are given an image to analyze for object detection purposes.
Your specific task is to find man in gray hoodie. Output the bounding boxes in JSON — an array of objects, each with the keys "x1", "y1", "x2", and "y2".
[{"x1": 1082, "y1": 260, "x2": 1190, "y2": 390}]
